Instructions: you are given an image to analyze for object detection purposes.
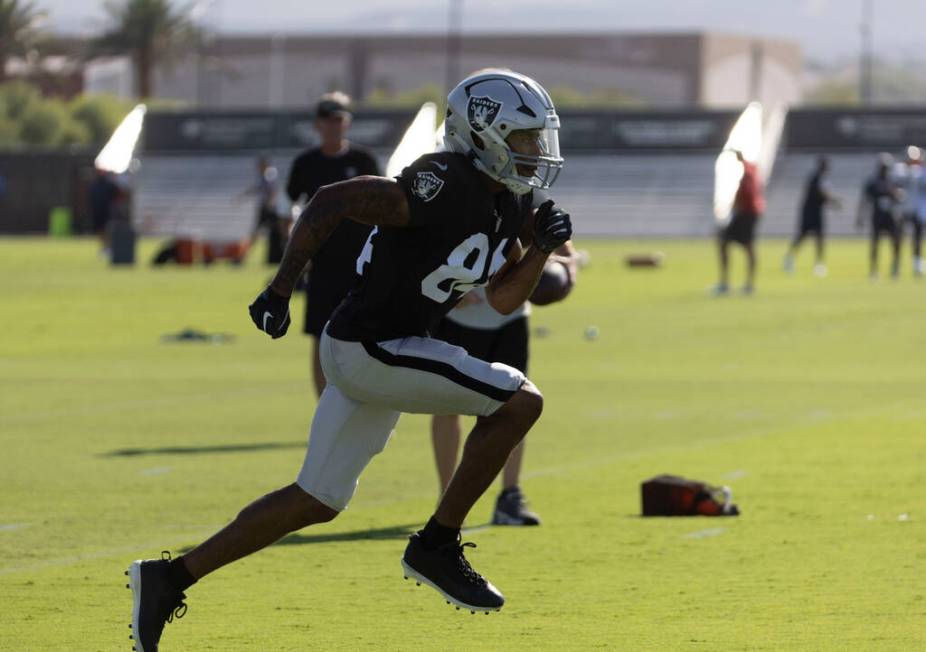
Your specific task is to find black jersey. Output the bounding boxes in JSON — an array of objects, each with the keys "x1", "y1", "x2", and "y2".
[
  {"x1": 327, "y1": 152, "x2": 532, "y2": 342},
  {"x1": 864, "y1": 176, "x2": 898, "y2": 219},
  {"x1": 286, "y1": 145, "x2": 381, "y2": 277},
  {"x1": 801, "y1": 171, "x2": 827, "y2": 220}
]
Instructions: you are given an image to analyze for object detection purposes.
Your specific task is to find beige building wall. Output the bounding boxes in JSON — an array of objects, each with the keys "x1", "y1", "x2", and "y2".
[
  {"x1": 89, "y1": 32, "x2": 801, "y2": 109},
  {"x1": 700, "y1": 34, "x2": 803, "y2": 107}
]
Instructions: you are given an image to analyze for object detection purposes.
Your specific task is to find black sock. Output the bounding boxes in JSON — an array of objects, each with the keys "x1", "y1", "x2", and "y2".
[
  {"x1": 167, "y1": 556, "x2": 197, "y2": 592},
  {"x1": 420, "y1": 516, "x2": 459, "y2": 549}
]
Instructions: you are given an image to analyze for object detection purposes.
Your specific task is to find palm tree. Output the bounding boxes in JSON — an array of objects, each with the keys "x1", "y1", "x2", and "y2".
[
  {"x1": 0, "y1": 0, "x2": 46, "y2": 83},
  {"x1": 92, "y1": 0, "x2": 197, "y2": 99}
]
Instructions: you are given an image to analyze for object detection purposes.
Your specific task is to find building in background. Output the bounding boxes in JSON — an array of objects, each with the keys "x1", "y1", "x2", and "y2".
[{"x1": 84, "y1": 32, "x2": 801, "y2": 109}]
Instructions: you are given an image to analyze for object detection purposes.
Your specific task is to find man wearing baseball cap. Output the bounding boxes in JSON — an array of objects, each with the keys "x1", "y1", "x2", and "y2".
[{"x1": 286, "y1": 92, "x2": 381, "y2": 396}]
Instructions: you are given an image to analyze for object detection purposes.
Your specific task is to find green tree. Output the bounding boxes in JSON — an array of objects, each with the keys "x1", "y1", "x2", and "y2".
[
  {"x1": 0, "y1": 79, "x2": 40, "y2": 119},
  {"x1": 549, "y1": 86, "x2": 645, "y2": 109},
  {"x1": 92, "y1": 0, "x2": 197, "y2": 99},
  {"x1": 17, "y1": 97, "x2": 67, "y2": 145},
  {"x1": 0, "y1": 112, "x2": 18, "y2": 145},
  {"x1": 70, "y1": 93, "x2": 133, "y2": 143},
  {"x1": 803, "y1": 80, "x2": 859, "y2": 106},
  {"x1": 0, "y1": 0, "x2": 45, "y2": 83},
  {"x1": 363, "y1": 83, "x2": 445, "y2": 111}
]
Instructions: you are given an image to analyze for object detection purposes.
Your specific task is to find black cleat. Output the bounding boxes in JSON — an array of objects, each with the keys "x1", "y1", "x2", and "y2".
[
  {"x1": 491, "y1": 486, "x2": 541, "y2": 526},
  {"x1": 401, "y1": 533, "x2": 504, "y2": 612},
  {"x1": 126, "y1": 551, "x2": 188, "y2": 651}
]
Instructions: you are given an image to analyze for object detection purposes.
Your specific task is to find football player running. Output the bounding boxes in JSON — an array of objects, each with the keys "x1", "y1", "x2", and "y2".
[{"x1": 126, "y1": 69, "x2": 571, "y2": 650}]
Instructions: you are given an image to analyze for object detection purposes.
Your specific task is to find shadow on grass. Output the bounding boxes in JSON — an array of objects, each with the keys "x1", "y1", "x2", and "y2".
[
  {"x1": 176, "y1": 523, "x2": 422, "y2": 553},
  {"x1": 99, "y1": 441, "x2": 306, "y2": 457},
  {"x1": 274, "y1": 523, "x2": 421, "y2": 546}
]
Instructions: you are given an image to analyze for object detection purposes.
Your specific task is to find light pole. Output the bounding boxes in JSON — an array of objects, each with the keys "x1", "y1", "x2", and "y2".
[
  {"x1": 860, "y1": 0, "x2": 873, "y2": 105},
  {"x1": 191, "y1": 0, "x2": 215, "y2": 107},
  {"x1": 445, "y1": 0, "x2": 463, "y2": 92}
]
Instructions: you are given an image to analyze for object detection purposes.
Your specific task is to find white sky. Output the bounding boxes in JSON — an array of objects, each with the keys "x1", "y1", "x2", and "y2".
[{"x1": 40, "y1": 0, "x2": 926, "y2": 63}]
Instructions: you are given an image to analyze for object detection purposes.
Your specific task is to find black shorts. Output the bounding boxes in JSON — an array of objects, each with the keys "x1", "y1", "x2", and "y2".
[
  {"x1": 873, "y1": 213, "x2": 899, "y2": 236},
  {"x1": 432, "y1": 316, "x2": 529, "y2": 374},
  {"x1": 721, "y1": 212, "x2": 758, "y2": 245},
  {"x1": 92, "y1": 211, "x2": 109, "y2": 233},
  {"x1": 902, "y1": 211, "x2": 923, "y2": 229},
  {"x1": 798, "y1": 212, "x2": 823, "y2": 236}
]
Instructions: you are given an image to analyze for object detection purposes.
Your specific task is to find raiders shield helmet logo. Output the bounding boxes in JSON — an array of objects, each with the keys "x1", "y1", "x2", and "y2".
[
  {"x1": 412, "y1": 171, "x2": 445, "y2": 202},
  {"x1": 467, "y1": 96, "x2": 502, "y2": 132}
]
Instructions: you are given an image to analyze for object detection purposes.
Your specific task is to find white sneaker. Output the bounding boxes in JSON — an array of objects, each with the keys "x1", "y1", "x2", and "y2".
[
  {"x1": 914, "y1": 257, "x2": 924, "y2": 277},
  {"x1": 814, "y1": 263, "x2": 828, "y2": 277},
  {"x1": 782, "y1": 254, "x2": 795, "y2": 274},
  {"x1": 710, "y1": 283, "x2": 729, "y2": 296}
]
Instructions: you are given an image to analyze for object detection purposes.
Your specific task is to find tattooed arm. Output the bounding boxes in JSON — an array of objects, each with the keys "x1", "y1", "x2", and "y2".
[{"x1": 268, "y1": 176, "x2": 410, "y2": 297}]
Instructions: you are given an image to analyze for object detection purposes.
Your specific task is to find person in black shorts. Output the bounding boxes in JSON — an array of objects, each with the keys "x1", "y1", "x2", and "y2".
[
  {"x1": 285, "y1": 92, "x2": 381, "y2": 395},
  {"x1": 127, "y1": 69, "x2": 573, "y2": 648},
  {"x1": 88, "y1": 166, "x2": 120, "y2": 256},
  {"x1": 857, "y1": 154, "x2": 902, "y2": 279},
  {"x1": 783, "y1": 156, "x2": 841, "y2": 277}
]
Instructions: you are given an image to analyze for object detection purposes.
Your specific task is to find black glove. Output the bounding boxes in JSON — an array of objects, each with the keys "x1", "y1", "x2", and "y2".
[
  {"x1": 248, "y1": 286, "x2": 291, "y2": 339},
  {"x1": 533, "y1": 200, "x2": 572, "y2": 254}
]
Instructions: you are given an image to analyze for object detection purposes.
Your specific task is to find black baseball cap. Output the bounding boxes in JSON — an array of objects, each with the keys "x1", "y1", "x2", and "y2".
[{"x1": 316, "y1": 93, "x2": 351, "y2": 119}]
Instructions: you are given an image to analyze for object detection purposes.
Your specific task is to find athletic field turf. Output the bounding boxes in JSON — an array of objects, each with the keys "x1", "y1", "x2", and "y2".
[{"x1": 2, "y1": 237, "x2": 923, "y2": 650}]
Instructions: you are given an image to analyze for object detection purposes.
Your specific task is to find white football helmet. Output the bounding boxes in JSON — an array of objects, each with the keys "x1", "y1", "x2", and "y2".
[{"x1": 443, "y1": 69, "x2": 563, "y2": 195}]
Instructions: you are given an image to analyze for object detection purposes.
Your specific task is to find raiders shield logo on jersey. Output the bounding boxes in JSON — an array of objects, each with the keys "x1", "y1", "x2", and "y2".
[
  {"x1": 412, "y1": 171, "x2": 445, "y2": 202},
  {"x1": 467, "y1": 96, "x2": 502, "y2": 132}
]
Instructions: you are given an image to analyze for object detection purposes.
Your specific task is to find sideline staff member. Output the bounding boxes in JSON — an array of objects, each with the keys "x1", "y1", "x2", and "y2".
[
  {"x1": 286, "y1": 92, "x2": 381, "y2": 395},
  {"x1": 714, "y1": 149, "x2": 765, "y2": 295}
]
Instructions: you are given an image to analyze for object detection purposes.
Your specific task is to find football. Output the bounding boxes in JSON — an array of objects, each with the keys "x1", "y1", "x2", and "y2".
[
  {"x1": 624, "y1": 252, "x2": 665, "y2": 268},
  {"x1": 529, "y1": 260, "x2": 573, "y2": 306}
]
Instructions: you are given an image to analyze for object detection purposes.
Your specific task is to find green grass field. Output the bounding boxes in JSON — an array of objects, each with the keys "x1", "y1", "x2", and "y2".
[{"x1": 2, "y1": 236, "x2": 924, "y2": 650}]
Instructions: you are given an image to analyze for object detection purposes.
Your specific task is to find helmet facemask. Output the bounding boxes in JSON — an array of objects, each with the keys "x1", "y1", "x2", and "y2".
[{"x1": 500, "y1": 125, "x2": 563, "y2": 195}]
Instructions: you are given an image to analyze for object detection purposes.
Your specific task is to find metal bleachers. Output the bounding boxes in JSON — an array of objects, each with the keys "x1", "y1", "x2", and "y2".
[
  {"x1": 134, "y1": 151, "x2": 720, "y2": 240},
  {"x1": 133, "y1": 155, "x2": 265, "y2": 241},
  {"x1": 132, "y1": 151, "x2": 393, "y2": 241},
  {"x1": 763, "y1": 152, "x2": 880, "y2": 237},
  {"x1": 553, "y1": 153, "x2": 717, "y2": 237},
  {"x1": 136, "y1": 152, "x2": 881, "y2": 240}
]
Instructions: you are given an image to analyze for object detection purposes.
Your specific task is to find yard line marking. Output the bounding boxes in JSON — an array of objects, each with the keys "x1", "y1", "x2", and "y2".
[
  {"x1": 140, "y1": 466, "x2": 172, "y2": 476},
  {"x1": 0, "y1": 523, "x2": 30, "y2": 532},
  {"x1": 721, "y1": 469, "x2": 749, "y2": 480},
  {"x1": 1, "y1": 396, "x2": 913, "y2": 575},
  {"x1": 683, "y1": 528, "x2": 726, "y2": 540},
  {"x1": 1, "y1": 382, "x2": 298, "y2": 425},
  {"x1": 0, "y1": 529, "x2": 218, "y2": 576}
]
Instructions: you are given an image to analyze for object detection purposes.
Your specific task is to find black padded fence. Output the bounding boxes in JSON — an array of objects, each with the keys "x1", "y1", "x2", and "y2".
[{"x1": 0, "y1": 149, "x2": 97, "y2": 234}]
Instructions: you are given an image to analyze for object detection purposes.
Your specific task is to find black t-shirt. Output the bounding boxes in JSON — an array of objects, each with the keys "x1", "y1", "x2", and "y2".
[
  {"x1": 801, "y1": 171, "x2": 826, "y2": 219},
  {"x1": 864, "y1": 176, "x2": 897, "y2": 219},
  {"x1": 89, "y1": 176, "x2": 120, "y2": 224},
  {"x1": 327, "y1": 152, "x2": 532, "y2": 342},
  {"x1": 286, "y1": 145, "x2": 380, "y2": 279}
]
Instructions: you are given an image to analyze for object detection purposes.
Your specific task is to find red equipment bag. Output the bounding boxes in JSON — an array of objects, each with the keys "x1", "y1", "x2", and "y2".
[{"x1": 641, "y1": 474, "x2": 739, "y2": 516}]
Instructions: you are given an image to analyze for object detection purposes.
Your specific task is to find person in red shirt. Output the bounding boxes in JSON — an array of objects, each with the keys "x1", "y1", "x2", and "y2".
[{"x1": 715, "y1": 150, "x2": 765, "y2": 295}]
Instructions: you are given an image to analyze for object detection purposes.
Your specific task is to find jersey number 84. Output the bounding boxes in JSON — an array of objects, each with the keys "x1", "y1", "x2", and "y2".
[{"x1": 357, "y1": 228, "x2": 509, "y2": 303}]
